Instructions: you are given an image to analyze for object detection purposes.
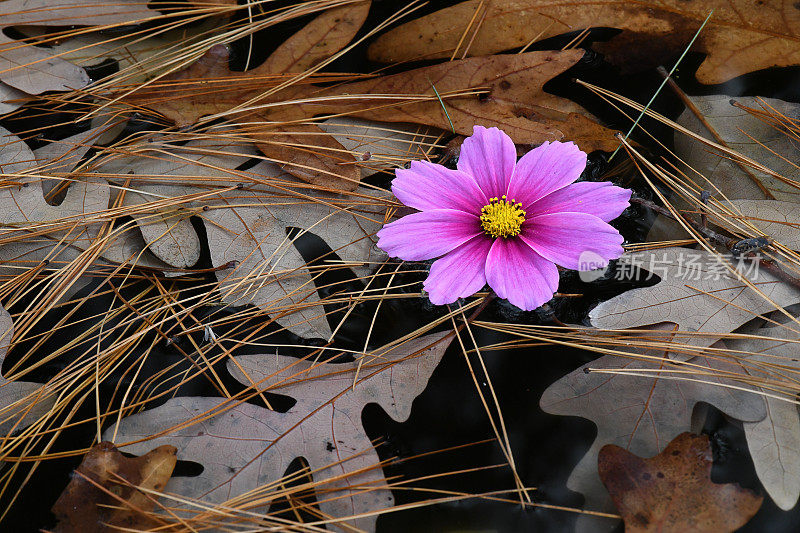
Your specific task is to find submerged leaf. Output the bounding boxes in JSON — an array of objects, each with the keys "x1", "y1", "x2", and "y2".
[
  {"x1": 599, "y1": 432, "x2": 763, "y2": 532},
  {"x1": 52, "y1": 442, "x2": 177, "y2": 533}
]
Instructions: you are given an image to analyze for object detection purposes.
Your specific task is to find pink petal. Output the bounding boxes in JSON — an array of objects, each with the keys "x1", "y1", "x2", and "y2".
[
  {"x1": 485, "y1": 237, "x2": 559, "y2": 311},
  {"x1": 377, "y1": 209, "x2": 481, "y2": 261},
  {"x1": 457, "y1": 126, "x2": 516, "y2": 199},
  {"x1": 522, "y1": 212, "x2": 624, "y2": 270},
  {"x1": 392, "y1": 161, "x2": 487, "y2": 213},
  {"x1": 424, "y1": 235, "x2": 492, "y2": 305},
  {"x1": 530, "y1": 181, "x2": 631, "y2": 222},
  {"x1": 506, "y1": 141, "x2": 587, "y2": 209}
]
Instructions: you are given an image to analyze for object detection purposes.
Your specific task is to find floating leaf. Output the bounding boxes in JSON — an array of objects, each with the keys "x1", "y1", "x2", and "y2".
[
  {"x1": 599, "y1": 432, "x2": 763, "y2": 533},
  {"x1": 105, "y1": 331, "x2": 453, "y2": 532}
]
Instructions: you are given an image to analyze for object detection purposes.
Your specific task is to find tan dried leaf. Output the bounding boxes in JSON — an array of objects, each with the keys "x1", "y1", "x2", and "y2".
[
  {"x1": 105, "y1": 331, "x2": 453, "y2": 533},
  {"x1": 675, "y1": 96, "x2": 800, "y2": 202},
  {"x1": 723, "y1": 325, "x2": 800, "y2": 510},
  {"x1": 0, "y1": 0, "x2": 153, "y2": 93},
  {"x1": 589, "y1": 248, "x2": 800, "y2": 354},
  {"x1": 0, "y1": 303, "x2": 55, "y2": 438}
]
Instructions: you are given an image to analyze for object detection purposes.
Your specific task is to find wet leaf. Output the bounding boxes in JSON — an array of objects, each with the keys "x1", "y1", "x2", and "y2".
[
  {"x1": 104, "y1": 331, "x2": 453, "y2": 532},
  {"x1": 540, "y1": 339, "x2": 766, "y2": 532},
  {"x1": 367, "y1": 0, "x2": 800, "y2": 84},
  {"x1": 51, "y1": 442, "x2": 177, "y2": 533},
  {"x1": 599, "y1": 432, "x2": 763, "y2": 533},
  {"x1": 589, "y1": 247, "x2": 800, "y2": 354}
]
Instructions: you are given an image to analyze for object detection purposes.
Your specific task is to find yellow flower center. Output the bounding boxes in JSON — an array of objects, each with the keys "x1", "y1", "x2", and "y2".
[{"x1": 480, "y1": 196, "x2": 526, "y2": 238}]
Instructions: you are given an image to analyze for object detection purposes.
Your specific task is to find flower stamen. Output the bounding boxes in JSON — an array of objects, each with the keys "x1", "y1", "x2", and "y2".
[{"x1": 480, "y1": 195, "x2": 526, "y2": 238}]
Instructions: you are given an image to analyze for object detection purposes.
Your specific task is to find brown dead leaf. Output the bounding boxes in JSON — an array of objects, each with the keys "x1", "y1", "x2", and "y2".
[
  {"x1": 599, "y1": 432, "x2": 763, "y2": 533},
  {"x1": 540, "y1": 345, "x2": 765, "y2": 532},
  {"x1": 132, "y1": 45, "x2": 618, "y2": 160},
  {"x1": 254, "y1": 0, "x2": 371, "y2": 74},
  {"x1": 52, "y1": 441, "x2": 177, "y2": 533},
  {"x1": 298, "y1": 49, "x2": 619, "y2": 152},
  {"x1": 125, "y1": 0, "x2": 373, "y2": 191},
  {"x1": 367, "y1": 0, "x2": 800, "y2": 84},
  {"x1": 105, "y1": 331, "x2": 453, "y2": 532}
]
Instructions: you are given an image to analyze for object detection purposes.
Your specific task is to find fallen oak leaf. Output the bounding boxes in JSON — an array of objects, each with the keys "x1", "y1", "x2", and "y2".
[
  {"x1": 51, "y1": 441, "x2": 177, "y2": 533},
  {"x1": 539, "y1": 336, "x2": 766, "y2": 533},
  {"x1": 121, "y1": 0, "x2": 373, "y2": 191},
  {"x1": 0, "y1": 126, "x2": 171, "y2": 276},
  {"x1": 367, "y1": 0, "x2": 800, "y2": 84},
  {"x1": 95, "y1": 140, "x2": 388, "y2": 338},
  {"x1": 293, "y1": 49, "x2": 620, "y2": 152},
  {"x1": 125, "y1": 45, "x2": 619, "y2": 169},
  {"x1": 0, "y1": 82, "x2": 25, "y2": 114},
  {"x1": 0, "y1": 0, "x2": 154, "y2": 93},
  {"x1": 589, "y1": 247, "x2": 800, "y2": 356},
  {"x1": 599, "y1": 432, "x2": 763, "y2": 533},
  {"x1": 720, "y1": 325, "x2": 800, "y2": 510},
  {"x1": 0, "y1": 126, "x2": 110, "y2": 265},
  {"x1": 717, "y1": 199, "x2": 800, "y2": 251},
  {"x1": 675, "y1": 96, "x2": 800, "y2": 202},
  {"x1": 318, "y1": 117, "x2": 437, "y2": 179},
  {"x1": 0, "y1": 303, "x2": 55, "y2": 438},
  {"x1": 93, "y1": 136, "x2": 259, "y2": 269},
  {"x1": 202, "y1": 163, "x2": 389, "y2": 339},
  {"x1": 105, "y1": 331, "x2": 454, "y2": 532}
]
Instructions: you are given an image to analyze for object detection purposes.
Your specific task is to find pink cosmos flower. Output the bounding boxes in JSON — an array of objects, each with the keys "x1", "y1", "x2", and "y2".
[{"x1": 377, "y1": 126, "x2": 631, "y2": 311}]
